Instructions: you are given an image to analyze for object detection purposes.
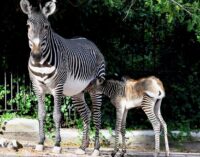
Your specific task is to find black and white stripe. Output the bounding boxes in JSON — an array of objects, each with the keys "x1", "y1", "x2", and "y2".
[
  {"x1": 98, "y1": 77, "x2": 169, "y2": 157},
  {"x1": 20, "y1": 0, "x2": 105, "y2": 155}
]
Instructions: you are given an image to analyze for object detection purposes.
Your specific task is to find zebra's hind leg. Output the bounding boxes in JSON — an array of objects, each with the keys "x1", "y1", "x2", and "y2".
[
  {"x1": 35, "y1": 94, "x2": 46, "y2": 151},
  {"x1": 72, "y1": 93, "x2": 91, "y2": 155},
  {"x1": 155, "y1": 99, "x2": 170, "y2": 157},
  {"x1": 89, "y1": 91, "x2": 102, "y2": 156},
  {"x1": 142, "y1": 94, "x2": 161, "y2": 157}
]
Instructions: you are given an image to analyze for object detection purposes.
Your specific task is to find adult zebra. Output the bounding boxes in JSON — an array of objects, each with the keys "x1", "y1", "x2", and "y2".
[{"x1": 20, "y1": 0, "x2": 105, "y2": 156}]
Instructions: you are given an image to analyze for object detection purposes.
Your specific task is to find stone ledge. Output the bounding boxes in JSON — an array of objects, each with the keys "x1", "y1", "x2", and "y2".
[
  {"x1": 1, "y1": 118, "x2": 200, "y2": 145},
  {"x1": 2, "y1": 118, "x2": 39, "y2": 133}
]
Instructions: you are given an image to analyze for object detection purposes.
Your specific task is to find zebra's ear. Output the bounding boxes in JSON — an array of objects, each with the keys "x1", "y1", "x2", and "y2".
[
  {"x1": 20, "y1": 0, "x2": 32, "y2": 15},
  {"x1": 42, "y1": 0, "x2": 56, "y2": 17}
]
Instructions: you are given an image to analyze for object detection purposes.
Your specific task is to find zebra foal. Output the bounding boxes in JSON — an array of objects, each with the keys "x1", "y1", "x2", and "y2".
[
  {"x1": 20, "y1": 0, "x2": 105, "y2": 155},
  {"x1": 98, "y1": 76, "x2": 169, "y2": 157}
]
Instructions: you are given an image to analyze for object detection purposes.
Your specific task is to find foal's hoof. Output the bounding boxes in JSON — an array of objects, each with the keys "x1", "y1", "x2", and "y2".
[
  {"x1": 121, "y1": 152, "x2": 128, "y2": 157},
  {"x1": 91, "y1": 149, "x2": 100, "y2": 156},
  {"x1": 121, "y1": 150, "x2": 127, "y2": 157},
  {"x1": 111, "y1": 151, "x2": 122, "y2": 157},
  {"x1": 75, "y1": 148, "x2": 86, "y2": 155},
  {"x1": 52, "y1": 146, "x2": 62, "y2": 153},
  {"x1": 166, "y1": 152, "x2": 170, "y2": 157},
  {"x1": 111, "y1": 151, "x2": 116, "y2": 157},
  {"x1": 35, "y1": 144, "x2": 44, "y2": 151}
]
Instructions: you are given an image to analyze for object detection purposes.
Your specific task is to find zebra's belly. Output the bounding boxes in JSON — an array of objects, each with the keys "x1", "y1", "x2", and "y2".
[
  {"x1": 63, "y1": 78, "x2": 92, "y2": 96},
  {"x1": 120, "y1": 98, "x2": 142, "y2": 110}
]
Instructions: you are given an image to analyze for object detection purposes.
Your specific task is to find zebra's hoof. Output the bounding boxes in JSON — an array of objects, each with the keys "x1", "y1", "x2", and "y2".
[
  {"x1": 35, "y1": 144, "x2": 44, "y2": 151},
  {"x1": 154, "y1": 152, "x2": 159, "y2": 157},
  {"x1": 52, "y1": 146, "x2": 62, "y2": 153},
  {"x1": 91, "y1": 149, "x2": 100, "y2": 156},
  {"x1": 75, "y1": 148, "x2": 86, "y2": 155},
  {"x1": 121, "y1": 152, "x2": 128, "y2": 157}
]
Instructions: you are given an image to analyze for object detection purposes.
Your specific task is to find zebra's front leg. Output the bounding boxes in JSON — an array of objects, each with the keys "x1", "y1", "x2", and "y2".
[
  {"x1": 35, "y1": 94, "x2": 46, "y2": 151},
  {"x1": 72, "y1": 93, "x2": 91, "y2": 155},
  {"x1": 90, "y1": 91, "x2": 102, "y2": 156},
  {"x1": 52, "y1": 90, "x2": 62, "y2": 153}
]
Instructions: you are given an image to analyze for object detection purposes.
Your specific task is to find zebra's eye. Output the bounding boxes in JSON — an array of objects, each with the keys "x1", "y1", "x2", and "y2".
[
  {"x1": 44, "y1": 24, "x2": 49, "y2": 30},
  {"x1": 27, "y1": 23, "x2": 30, "y2": 29}
]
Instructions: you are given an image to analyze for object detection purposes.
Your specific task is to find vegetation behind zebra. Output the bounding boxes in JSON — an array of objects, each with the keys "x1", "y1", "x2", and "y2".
[{"x1": 0, "y1": 0, "x2": 200, "y2": 134}]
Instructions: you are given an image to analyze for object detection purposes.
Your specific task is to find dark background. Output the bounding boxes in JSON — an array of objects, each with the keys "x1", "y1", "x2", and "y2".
[{"x1": 0, "y1": 0, "x2": 199, "y2": 130}]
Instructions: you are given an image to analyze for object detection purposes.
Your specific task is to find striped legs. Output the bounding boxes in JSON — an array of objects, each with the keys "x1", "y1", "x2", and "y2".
[
  {"x1": 89, "y1": 91, "x2": 102, "y2": 156},
  {"x1": 142, "y1": 94, "x2": 161, "y2": 157},
  {"x1": 72, "y1": 91, "x2": 102, "y2": 156},
  {"x1": 155, "y1": 99, "x2": 170, "y2": 156},
  {"x1": 53, "y1": 95, "x2": 62, "y2": 146},
  {"x1": 111, "y1": 105, "x2": 126, "y2": 157},
  {"x1": 72, "y1": 92, "x2": 91, "y2": 154},
  {"x1": 121, "y1": 109, "x2": 128, "y2": 156},
  {"x1": 142, "y1": 94, "x2": 169, "y2": 157},
  {"x1": 51, "y1": 85, "x2": 63, "y2": 153},
  {"x1": 37, "y1": 94, "x2": 46, "y2": 146}
]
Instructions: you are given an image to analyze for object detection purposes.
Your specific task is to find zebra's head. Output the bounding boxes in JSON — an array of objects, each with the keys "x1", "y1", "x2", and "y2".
[{"x1": 20, "y1": 0, "x2": 56, "y2": 63}]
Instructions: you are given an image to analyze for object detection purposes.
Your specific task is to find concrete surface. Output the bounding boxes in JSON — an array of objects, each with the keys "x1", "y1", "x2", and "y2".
[{"x1": 0, "y1": 118, "x2": 200, "y2": 156}]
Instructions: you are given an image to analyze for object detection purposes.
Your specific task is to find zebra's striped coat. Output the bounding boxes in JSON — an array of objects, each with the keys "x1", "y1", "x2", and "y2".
[{"x1": 20, "y1": 0, "x2": 105, "y2": 155}]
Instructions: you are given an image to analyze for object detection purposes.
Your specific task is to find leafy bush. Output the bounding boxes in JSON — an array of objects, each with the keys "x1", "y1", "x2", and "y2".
[{"x1": 1, "y1": 0, "x2": 200, "y2": 132}]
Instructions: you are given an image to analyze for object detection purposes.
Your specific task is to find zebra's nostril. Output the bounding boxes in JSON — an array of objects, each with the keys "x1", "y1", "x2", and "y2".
[{"x1": 31, "y1": 52, "x2": 42, "y2": 62}]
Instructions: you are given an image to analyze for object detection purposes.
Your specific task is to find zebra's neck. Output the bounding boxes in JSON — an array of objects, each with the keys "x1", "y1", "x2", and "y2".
[
  {"x1": 35, "y1": 30, "x2": 64, "y2": 69},
  {"x1": 101, "y1": 80, "x2": 125, "y2": 98},
  {"x1": 41, "y1": 30, "x2": 56, "y2": 66}
]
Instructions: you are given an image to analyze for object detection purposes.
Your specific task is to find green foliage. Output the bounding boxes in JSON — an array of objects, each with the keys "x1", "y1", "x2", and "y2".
[
  {"x1": 0, "y1": 112, "x2": 17, "y2": 126},
  {"x1": 1, "y1": 0, "x2": 200, "y2": 133},
  {"x1": 167, "y1": 62, "x2": 200, "y2": 130},
  {"x1": 0, "y1": 81, "x2": 73, "y2": 132},
  {"x1": 0, "y1": 85, "x2": 10, "y2": 100},
  {"x1": 169, "y1": 121, "x2": 192, "y2": 142},
  {"x1": 9, "y1": 86, "x2": 37, "y2": 116}
]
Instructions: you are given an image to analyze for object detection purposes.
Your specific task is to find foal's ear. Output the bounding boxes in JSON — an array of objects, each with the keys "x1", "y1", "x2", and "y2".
[
  {"x1": 20, "y1": 0, "x2": 32, "y2": 15},
  {"x1": 42, "y1": 0, "x2": 56, "y2": 17}
]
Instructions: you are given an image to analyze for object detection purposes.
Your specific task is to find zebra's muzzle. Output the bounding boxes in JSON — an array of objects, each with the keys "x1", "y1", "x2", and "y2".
[{"x1": 31, "y1": 52, "x2": 42, "y2": 62}]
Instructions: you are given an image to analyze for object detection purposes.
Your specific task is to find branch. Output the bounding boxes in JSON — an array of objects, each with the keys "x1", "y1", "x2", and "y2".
[
  {"x1": 67, "y1": 0, "x2": 92, "y2": 7},
  {"x1": 123, "y1": 0, "x2": 136, "y2": 21},
  {"x1": 169, "y1": 0, "x2": 193, "y2": 16}
]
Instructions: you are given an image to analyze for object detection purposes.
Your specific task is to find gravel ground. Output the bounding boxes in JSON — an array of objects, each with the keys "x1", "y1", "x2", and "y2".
[
  {"x1": 0, "y1": 138, "x2": 200, "y2": 157},
  {"x1": 1, "y1": 129, "x2": 200, "y2": 156}
]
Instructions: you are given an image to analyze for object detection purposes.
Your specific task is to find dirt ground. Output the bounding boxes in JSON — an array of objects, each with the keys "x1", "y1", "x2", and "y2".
[
  {"x1": 0, "y1": 132, "x2": 200, "y2": 156},
  {"x1": 0, "y1": 144, "x2": 200, "y2": 157}
]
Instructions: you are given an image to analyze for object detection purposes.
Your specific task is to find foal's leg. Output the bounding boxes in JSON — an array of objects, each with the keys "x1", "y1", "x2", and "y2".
[
  {"x1": 121, "y1": 109, "x2": 128, "y2": 157},
  {"x1": 72, "y1": 92, "x2": 91, "y2": 155},
  {"x1": 142, "y1": 94, "x2": 161, "y2": 157},
  {"x1": 111, "y1": 105, "x2": 125, "y2": 157},
  {"x1": 155, "y1": 99, "x2": 169, "y2": 156}
]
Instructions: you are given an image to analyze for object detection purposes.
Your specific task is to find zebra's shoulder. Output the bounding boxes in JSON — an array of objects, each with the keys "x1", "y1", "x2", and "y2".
[{"x1": 70, "y1": 36, "x2": 87, "y2": 40}]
